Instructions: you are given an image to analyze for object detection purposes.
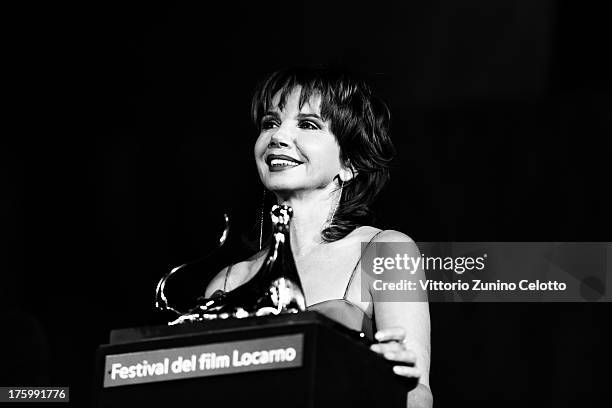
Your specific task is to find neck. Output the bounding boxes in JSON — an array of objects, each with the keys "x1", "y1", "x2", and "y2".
[{"x1": 272, "y1": 183, "x2": 341, "y2": 258}]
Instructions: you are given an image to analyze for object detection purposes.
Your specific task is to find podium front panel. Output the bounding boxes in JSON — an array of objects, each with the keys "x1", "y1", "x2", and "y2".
[{"x1": 95, "y1": 312, "x2": 411, "y2": 408}]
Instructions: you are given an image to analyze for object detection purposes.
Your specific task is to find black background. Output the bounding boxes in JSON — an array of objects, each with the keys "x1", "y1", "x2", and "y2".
[{"x1": 2, "y1": 1, "x2": 610, "y2": 406}]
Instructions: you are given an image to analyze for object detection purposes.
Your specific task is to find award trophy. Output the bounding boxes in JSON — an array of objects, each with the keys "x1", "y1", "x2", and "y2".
[{"x1": 155, "y1": 204, "x2": 306, "y2": 324}]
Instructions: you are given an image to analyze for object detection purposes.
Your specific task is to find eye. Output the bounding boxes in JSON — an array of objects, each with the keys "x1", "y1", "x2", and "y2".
[
  {"x1": 298, "y1": 120, "x2": 320, "y2": 130},
  {"x1": 261, "y1": 118, "x2": 279, "y2": 130}
]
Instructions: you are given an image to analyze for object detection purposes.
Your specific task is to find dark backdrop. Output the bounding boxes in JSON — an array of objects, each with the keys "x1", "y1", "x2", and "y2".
[{"x1": 2, "y1": 1, "x2": 610, "y2": 406}]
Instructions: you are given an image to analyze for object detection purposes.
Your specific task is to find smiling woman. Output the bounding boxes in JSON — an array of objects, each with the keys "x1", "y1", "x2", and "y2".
[
  {"x1": 254, "y1": 90, "x2": 343, "y2": 195},
  {"x1": 251, "y1": 67, "x2": 396, "y2": 242},
  {"x1": 205, "y1": 66, "x2": 432, "y2": 408}
]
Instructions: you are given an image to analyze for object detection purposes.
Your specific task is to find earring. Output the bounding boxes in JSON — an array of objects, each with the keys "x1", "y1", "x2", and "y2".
[
  {"x1": 325, "y1": 178, "x2": 344, "y2": 230},
  {"x1": 259, "y1": 189, "x2": 266, "y2": 250}
]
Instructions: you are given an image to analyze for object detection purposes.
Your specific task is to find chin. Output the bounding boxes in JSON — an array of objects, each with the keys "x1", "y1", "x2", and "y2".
[
  {"x1": 261, "y1": 171, "x2": 301, "y2": 189},
  {"x1": 263, "y1": 180, "x2": 302, "y2": 194}
]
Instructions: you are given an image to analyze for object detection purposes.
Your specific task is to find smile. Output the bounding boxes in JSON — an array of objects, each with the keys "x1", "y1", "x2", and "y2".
[
  {"x1": 265, "y1": 154, "x2": 303, "y2": 171},
  {"x1": 270, "y1": 159, "x2": 300, "y2": 167}
]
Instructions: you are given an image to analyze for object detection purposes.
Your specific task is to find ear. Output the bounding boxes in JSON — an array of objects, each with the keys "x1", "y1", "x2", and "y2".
[{"x1": 339, "y1": 162, "x2": 358, "y2": 182}]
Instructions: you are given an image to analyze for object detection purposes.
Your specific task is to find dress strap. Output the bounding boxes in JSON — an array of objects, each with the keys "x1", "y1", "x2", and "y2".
[
  {"x1": 223, "y1": 263, "x2": 234, "y2": 292},
  {"x1": 343, "y1": 230, "x2": 385, "y2": 299}
]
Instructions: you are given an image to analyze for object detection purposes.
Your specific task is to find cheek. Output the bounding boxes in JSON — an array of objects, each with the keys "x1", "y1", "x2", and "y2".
[
  {"x1": 303, "y1": 140, "x2": 342, "y2": 171},
  {"x1": 253, "y1": 134, "x2": 267, "y2": 161}
]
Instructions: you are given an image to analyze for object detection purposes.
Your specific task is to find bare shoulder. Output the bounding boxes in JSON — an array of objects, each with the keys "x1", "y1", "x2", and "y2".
[
  {"x1": 371, "y1": 230, "x2": 420, "y2": 259},
  {"x1": 373, "y1": 229, "x2": 415, "y2": 243},
  {"x1": 344, "y1": 227, "x2": 417, "y2": 254},
  {"x1": 344, "y1": 225, "x2": 382, "y2": 243}
]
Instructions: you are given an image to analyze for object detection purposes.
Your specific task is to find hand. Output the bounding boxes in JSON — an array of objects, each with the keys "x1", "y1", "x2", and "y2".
[{"x1": 370, "y1": 327, "x2": 420, "y2": 380}]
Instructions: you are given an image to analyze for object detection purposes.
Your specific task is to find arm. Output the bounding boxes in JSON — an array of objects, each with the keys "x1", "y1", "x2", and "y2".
[
  {"x1": 408, "y1": 384, "x2": 433, "y2": 408},
  {"x1": 367, "y1": 230, "x2": 432, "y2": 408}
]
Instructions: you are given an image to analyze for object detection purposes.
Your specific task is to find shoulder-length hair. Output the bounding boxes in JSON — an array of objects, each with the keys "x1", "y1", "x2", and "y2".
[{"x1": 251, "y1": 66, "x2": 395, "y2": 242}]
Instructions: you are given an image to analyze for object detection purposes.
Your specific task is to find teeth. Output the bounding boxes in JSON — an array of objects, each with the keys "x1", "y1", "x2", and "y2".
[{"x1": 270, "y1": 159, "x2": 300, "y2": 167}]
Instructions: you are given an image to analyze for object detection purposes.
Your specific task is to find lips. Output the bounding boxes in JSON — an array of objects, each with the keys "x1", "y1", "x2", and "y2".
[{"x1": 265, "y1": 154, "x2": 303, "y2": 170}]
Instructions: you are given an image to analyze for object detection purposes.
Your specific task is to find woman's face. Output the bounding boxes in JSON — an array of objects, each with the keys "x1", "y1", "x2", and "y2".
[{"x1": 254, "y1": 87, "x2": 344, "y2": 195}]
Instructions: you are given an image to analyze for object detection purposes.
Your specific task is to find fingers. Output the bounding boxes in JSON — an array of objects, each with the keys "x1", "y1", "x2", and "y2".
[
  {"x1": 385, "y1": 349, "x2": 417, "y2": 365},
  {"x1": 370, "y1": 327, "x2": 419, "y2": 379},
  {"x1": 374, "y1": 327, "x2": 406, "y2": 343},
  {"x1": 370, "y1": 341, "x2": 408, "y2": 354},
  {"x1": 371, "y1": 345, "x2": 420, "y2": 378},
  {"x1": 370, "y1": 338, "x2": 417, "y2": 365},
  {"x1": 392, "y1": 365, "x2": 420, "y2": 378}
]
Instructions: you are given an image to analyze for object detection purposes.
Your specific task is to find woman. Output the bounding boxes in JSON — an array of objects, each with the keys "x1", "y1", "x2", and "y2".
[{"x1": 205, "y1": 66, "x2": 432, "y2": 408}]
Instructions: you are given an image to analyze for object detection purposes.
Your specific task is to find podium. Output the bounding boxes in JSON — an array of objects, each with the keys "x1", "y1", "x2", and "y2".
[{"x1": 95, "y1": 311, "x2": 413, "y2": 407}]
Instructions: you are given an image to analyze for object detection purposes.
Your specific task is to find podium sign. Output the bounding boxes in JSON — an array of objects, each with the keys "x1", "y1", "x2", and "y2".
[
  {"x1": 104, "y1": 334, "x2": 303, "y2": 387},
  {"x1": 95, "y1": 312, "x2": 412, "y2": 407}
]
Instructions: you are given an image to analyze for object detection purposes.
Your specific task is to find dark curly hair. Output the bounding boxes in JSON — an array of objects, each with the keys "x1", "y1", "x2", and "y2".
[{"x1": 251, "y1": 66, "x2": 395, "y2": 242}]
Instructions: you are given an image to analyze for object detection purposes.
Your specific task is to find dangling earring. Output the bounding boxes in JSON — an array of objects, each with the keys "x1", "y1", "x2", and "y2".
[
  {"x1": 325, "y1": 178, "x2": 344, "y2": 230},
  {"x1": 259, "y1": 189, "x2": 266, "y2": 250}
]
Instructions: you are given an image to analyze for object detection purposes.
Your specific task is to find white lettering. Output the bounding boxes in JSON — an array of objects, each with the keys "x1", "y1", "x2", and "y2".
[{"x1": 111, "y1": 363, "x2": 122, "y2": 380}]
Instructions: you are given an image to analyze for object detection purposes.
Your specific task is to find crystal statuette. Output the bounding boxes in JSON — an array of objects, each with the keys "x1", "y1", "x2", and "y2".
[{"x1": 168, "y1": 205, "x2": 306, "y2": 324}]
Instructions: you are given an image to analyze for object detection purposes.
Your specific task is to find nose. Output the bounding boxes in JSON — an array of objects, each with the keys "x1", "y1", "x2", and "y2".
[{"x1": 268, "y1": 128, "x2": 291, "y2": 149}]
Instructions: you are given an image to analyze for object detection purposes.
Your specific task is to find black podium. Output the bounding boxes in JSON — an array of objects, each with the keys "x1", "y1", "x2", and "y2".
[{"x1": 95, "y1": 311, "x2": 412, "y2": 407}]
